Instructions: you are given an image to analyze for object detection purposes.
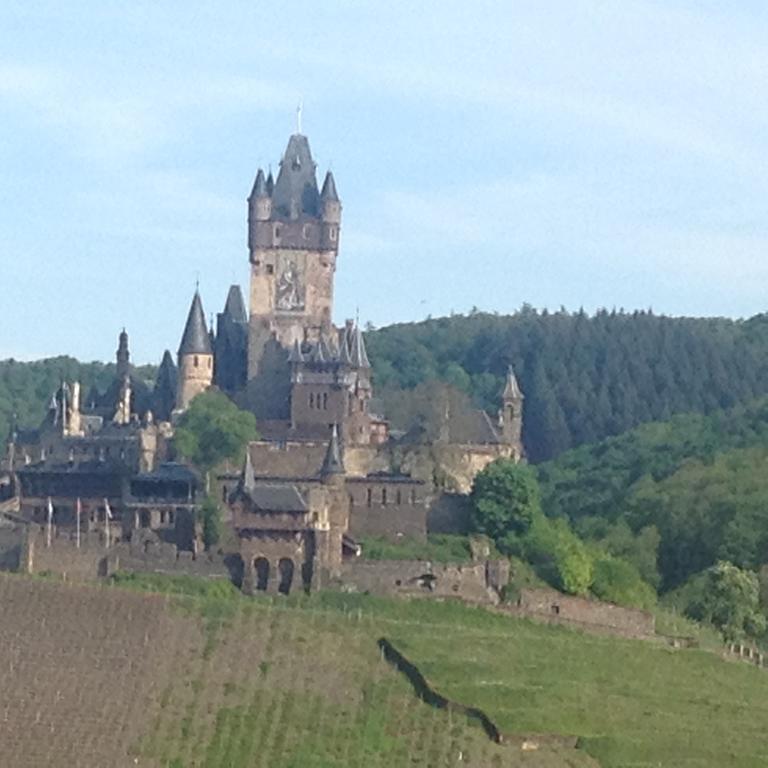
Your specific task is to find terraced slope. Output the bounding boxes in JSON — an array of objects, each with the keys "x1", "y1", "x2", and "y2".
[
  {"x1": 0, "y1": 574, "x2": 200, "y2": 767},
  {"x1": 4, "y1": 573, "x2": 768, "y2": 767},
  {"x1": 0, "y1": 575, "x2": 594, "y2": 768}
]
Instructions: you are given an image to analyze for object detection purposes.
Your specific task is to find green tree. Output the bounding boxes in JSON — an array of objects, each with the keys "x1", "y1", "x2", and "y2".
[
  {"x1": 688, "y1": 561, "x2": 767, "y2": 641},
  {"x1": 200, "y1": 496, "x2": 222, "y2": 550},
  {"x1": 470, "y1": 459, "x2": 541, "y2": 541},
  {"x1": 174, "y1": 390, "x2": 258, "y2": 471}
]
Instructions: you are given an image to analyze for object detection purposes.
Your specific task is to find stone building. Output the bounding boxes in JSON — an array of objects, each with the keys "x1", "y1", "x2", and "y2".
[{"x1": 1, "y1": 126, "x2": 525, "y2": 590}]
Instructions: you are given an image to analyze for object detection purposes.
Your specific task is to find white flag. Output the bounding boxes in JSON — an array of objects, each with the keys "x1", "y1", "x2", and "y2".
[{"x1": 46, "y1": 497, "x2": 53, "y2": 548}]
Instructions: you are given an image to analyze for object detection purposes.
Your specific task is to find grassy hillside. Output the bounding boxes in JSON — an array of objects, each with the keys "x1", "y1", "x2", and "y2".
[{"x1": 4, "y1": 573, "x2": 768, "y2": 767}]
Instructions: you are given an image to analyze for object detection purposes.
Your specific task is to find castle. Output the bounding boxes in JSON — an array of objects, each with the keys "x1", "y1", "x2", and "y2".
[{"x1": 2, "y1": 128, "x2": 524, "y2": 594}]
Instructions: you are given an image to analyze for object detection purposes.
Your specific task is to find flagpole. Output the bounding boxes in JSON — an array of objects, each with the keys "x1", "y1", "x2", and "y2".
[
  {"x1": 46, "y1": 497, "x2": 53, "y2": 548},
  {"x1": 103, "y1": 498, "x2": 111, "y2": 548},
  {"x1": 76, "y1": 497, "x2": 81, "y2": 548}
]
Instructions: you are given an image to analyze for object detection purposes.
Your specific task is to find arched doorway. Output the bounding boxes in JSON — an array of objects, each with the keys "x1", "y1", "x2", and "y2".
[
  {"x1": 139, "y1": 509, "x2": 151, "y2": 528},
  {"x1": 278, "y1": 558, "x2": 295, "y2": 595},
  {"x1": 254, "y1": 557, "x2": 270, "y2": 591}
]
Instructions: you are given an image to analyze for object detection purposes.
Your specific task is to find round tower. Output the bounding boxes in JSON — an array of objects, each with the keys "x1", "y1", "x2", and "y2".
[{"x1": 176, "y1": 291, "x2": 214, "y2": 412}]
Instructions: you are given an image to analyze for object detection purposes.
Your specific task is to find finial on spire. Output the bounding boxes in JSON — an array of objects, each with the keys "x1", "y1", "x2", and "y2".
[
  {"x1": 296, "y1": 100, "x2": 303, "y2": 134},
  {"x1": 195, "y1": 272, "x2": 200, "y2": 292}
]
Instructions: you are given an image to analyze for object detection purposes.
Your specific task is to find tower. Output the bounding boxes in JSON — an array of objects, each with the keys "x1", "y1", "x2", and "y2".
[
  {"x1": 116, "y1": 329, "x2": 130, "y2": 379},
  {"x1": 500, "y1": 365, "x2": 524, "y2": 449},
  {"x1": 176, "y1": 291, "x2": 214, "y2": 411},
  {"x1": 214, "y1": 285, "x2": 248, "y2": 395},
  {"x1": 247, "y1": 133, "x2": 341, "y2": 384}
]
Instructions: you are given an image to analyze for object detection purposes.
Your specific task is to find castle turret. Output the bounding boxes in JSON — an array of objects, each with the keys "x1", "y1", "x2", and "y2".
[
  {"x1": 176, "y1": 291, "x2": 213, "y2": 411},
  {"x1": 153, "y1": 350, "x2": 178, "y2": 421},
  {"x1": 116, "y1": 329, "x2": 130, "y2": 380},
  {"x1": 214, "y1": 285, "x2": 248, "y2": 395},
  {"x1": 320, "y1": 424, "x2": 345, "y2": 483},
  {"x1": 248, "y1": 169, "x2": 272, "y2": 251},
  {"x1": 500, "y1": 365, "x2": 524, "y2": 448}
]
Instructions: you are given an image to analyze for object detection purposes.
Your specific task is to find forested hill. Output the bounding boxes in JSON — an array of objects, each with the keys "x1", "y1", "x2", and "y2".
[
  {"x1": 0, "y1": 357, "x2": 157, "y2": 441},
  {"x1": 537, "y1": 396, "x2": 768, "y2": 591},
  {"x1": 3, "y1": 308, "x2": 768, "y2": 463},
  {"x1": 367, "y1": 308, "x2": 768, "y2": 461}
]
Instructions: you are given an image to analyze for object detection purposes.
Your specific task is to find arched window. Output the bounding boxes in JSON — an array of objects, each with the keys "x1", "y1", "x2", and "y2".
[
  {"x1": 254, "y1": 558, "x2": 269, "y2": 591},
  {"x1": 194, "y1": 356, "x2": 199, "y2": 367},
  {"x1": 381, "y1": 488, "x2": 387, "y2": 506},
  {"x1": 323, "y1": 393, "x2": 328, "y2": 410},
  {"x1": 309, "y1": 393, "x2": 314, "y2": 409},
  {"x1": 366, "y1": 488, "x2": 372, "y2": 507}
]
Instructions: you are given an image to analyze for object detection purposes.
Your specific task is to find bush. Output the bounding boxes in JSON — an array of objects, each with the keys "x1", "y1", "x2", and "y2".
[
  {"x1": 523, "y1": 516, "x2": 593, "y2": 596},
  {"x1": 201, "y1": 496, "x2": 222, "y2": 550},
  {"x1": 591, "y1": 554, "x2": 657, "y2": 609}
]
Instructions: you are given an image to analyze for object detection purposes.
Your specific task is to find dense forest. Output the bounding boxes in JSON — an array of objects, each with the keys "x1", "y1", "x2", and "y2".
[
  {"x1": 537, "y1": 397, "x2": 768, "y2": 592},
  {"x1": 367, "y1": 308, "x2": 768, "y2": 461},
  {"x1": 4, "y1": 307, "x2": 768, "y2": 466},
  {"x1": 0, "y1": 357, "x2": 157, "y2": 440}
]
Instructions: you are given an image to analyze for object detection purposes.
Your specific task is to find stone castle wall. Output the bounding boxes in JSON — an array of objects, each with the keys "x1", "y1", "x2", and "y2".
[
  {"x1": 507, "y1": 587, "x2": 655, "y2": 638},
  {"x1": 20, "y1": 529, "x2": 231, "y2": 583},
  {"x1": 339, "y1": 559, "x2": 499, "y2": 603}
]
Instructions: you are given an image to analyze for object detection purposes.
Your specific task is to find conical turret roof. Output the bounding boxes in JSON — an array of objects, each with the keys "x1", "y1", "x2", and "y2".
[
  {"x1": 250, "y1": 168, "x2": 268, "y2": 199},
  {"x1": 223, "y1": 285, "x2": 247, "y2": 323},
  {"x1": 320, "y1": 170, "x2": 339, "y2": 202},
  {"x1": 502, "y1": 366, "x2": 523, "y2": 400},
  {"x1": 288, "y1": 339, "x2": 304, "y2": 364},
  {"x1": 178, "y1": 291, "x2": 213, "y2": 356},
  {"x1": 350, "y1": 325, "x2": 370, "y2": 368},
  {"x1": 320, "y1": 424, "x2": 345, "y2": 476}
]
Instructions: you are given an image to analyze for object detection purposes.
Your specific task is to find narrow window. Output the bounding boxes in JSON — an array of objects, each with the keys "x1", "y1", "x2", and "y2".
[
  {"x1": 396, "y1": 489, "x2": 402, "y2": 505},
  {"x1": 330, "y1": 227, "x2": 337, "y2": 242},
  {"x1": 410, "y1": 489, "x2": 416, "y2": 504},
  {"x1": 366, "y1": 488, "x2": 372, "y2": 507},
  {"x1": 309, "y1": 393, "x2": 314, "y2": 409},
  {"x1": 266, "y1": 264, "x2": 274, "y2": 275},
  {"x1": 194, "y1": 355, "x2": 199, "y2": 367},
  {"x1": 323, "y1": 393, "x2": 328, "y2": 410},
  {"x1": 382, "y1": 488, "x2": 387, "y2": 506}
]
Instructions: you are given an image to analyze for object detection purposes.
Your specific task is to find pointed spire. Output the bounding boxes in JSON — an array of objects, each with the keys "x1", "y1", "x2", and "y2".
[
  {"x1": 320, "y1": 170, "x2": 339, "y2": 202},
  {"x1": 339, "y1": 330, "x2": 353, "y2": 365},
  {"x1": 250, "y1": 168, "x2": 268, "y2": 199},
  {"x1": 242, "y1": 446, "x2": 256, "y2": 494},
  {"x1": 320, "y1": 424, "x2": 344, "y2": 476},
  {"x1": 272, "y1": 133, "x2": 319, "y2": 219},
  {"x1": 266, "y1": 170, "x2": 274, "y2": 195},
  {"x1": 502, "y1": 365, "x2": 523, "y2": 400},
  {"x1": 288, "y1": 338, "x2": 304, "y2": 364},
  {"x1": 350, "y1": 324, "x2": 370, "y2": 368},
  {"x1": 310, "y1": 340, "x2": 326, "y2": 364},
  {"x1": 178, "y1": 291, "x2": 213, "y2": 356},
  {"x1": 223, "y1": 285, "x2": 247, "y2": 323}
]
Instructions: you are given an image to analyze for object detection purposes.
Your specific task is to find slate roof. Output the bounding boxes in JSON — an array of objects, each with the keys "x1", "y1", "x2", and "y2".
[
  {"x1": 244, "y1": 484, "x2": 308, "y2": 513},
  {"x1": 178, "y1": 291, "x2": 213, "y2": 356},
  {"x1": 272, "y1": 134, "x2": 320, "y2": 220},
  {"x1": 320, "y1": 170, "x2": 339, "y2": 202},
  {"x1": 223, "y1": 285, "x2": 247, "y2": 324},
  {"x1": 320, "y1": 425, "x2": 344, "y2": 475},
  {"x1": 134, "y1": 462, "x2": 199, "y2": 484},
  {"x1": 502, "y1": 366, "x2": 524, "y2": 400}
]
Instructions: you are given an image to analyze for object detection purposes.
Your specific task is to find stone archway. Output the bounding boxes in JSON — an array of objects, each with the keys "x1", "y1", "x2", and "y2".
[
  {"x1": 278, "y1": 558, "x2": 295, "y2": 595},
  {"x1": 254, "y1": 557, "x2": 270, "y2": 591}
]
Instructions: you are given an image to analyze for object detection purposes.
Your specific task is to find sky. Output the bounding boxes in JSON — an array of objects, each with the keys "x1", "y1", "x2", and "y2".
[{"x1": 2, "y1": 1, "x2": 768, "y2": 363}]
